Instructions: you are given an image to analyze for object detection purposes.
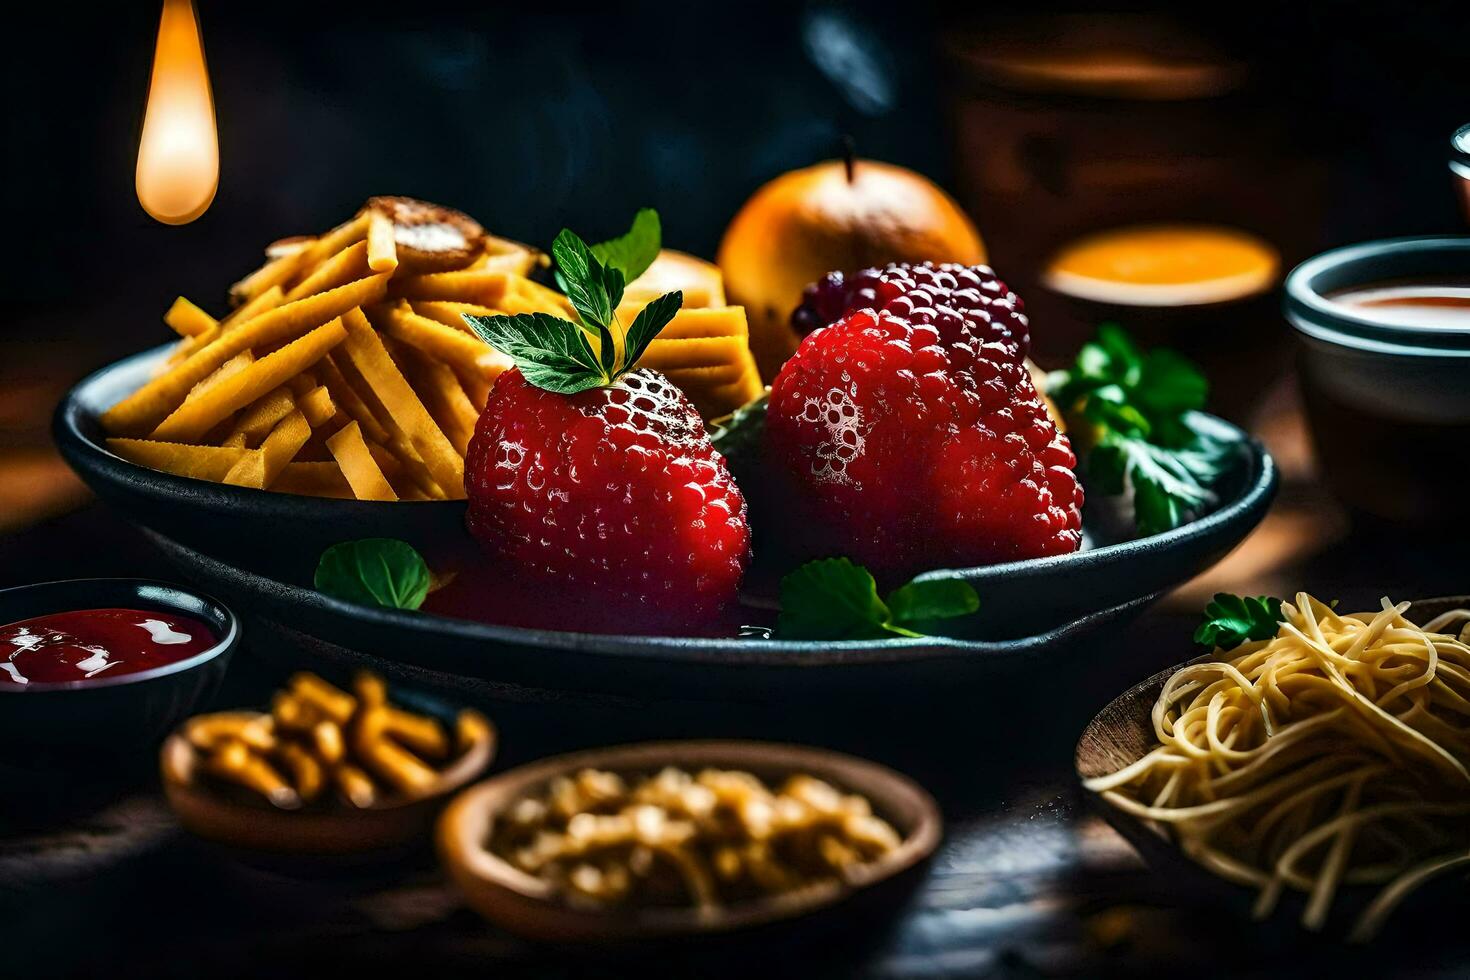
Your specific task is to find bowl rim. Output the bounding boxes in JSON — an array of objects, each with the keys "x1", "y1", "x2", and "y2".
[
  {"x1": 0, "y1": 578, "x2": 239, "y2": 694},
  {"x1": 1283, "y1": 235, "x2": 1470, "y2": 357},
  {"x1": 437, "y1": 739, "x2": 943, "y2": 938}
]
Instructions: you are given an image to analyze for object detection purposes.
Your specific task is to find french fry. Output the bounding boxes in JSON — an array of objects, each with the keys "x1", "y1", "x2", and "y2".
[
  {"x1": 353, "y1": 672, "x2": 388, "y2": 709},
  {"x1": 318, "y1": 354, "x2": 392, "y2": 444},
  {"x1": 366, "y1": 209, "x2": 399, "y2": 274},
  {"x1": 327, "y1": 420, "x2": 398, "y2": 501},
  {"x1": 636, "y1": 335, "x2": 749, "y2": 372},
  {"x1": 188, "y1": 349, "x2": 255, "y2": 399},
  {"x1": 295, "y1": 212, "x2": 371, "y2": 271},
  {"x1": 149, "y1": 320, "x2": 348, "y2": 443},
  {"x1": 271, "y1": 691, "x2": 318, "y2": 733},
  {"x1": 227, "y1": 387, "x2": 296, "y2": 446},
  {"x1": 374, "y1": 302, "x2": 511, "y2": 379},
  {"x1": 382, "y1": 707, "x2": 450, "y2": 761},
  {"x1": 219, "y1": 283, "x2": 285, "y2": 332},
  {"x1": 657, "y1": 306, "x2": 749, "y2": 341},
  {"x1": 453, "y1": 366, "x2": 492, "y2": 411},
  {"x1": 204, "y1": 739, "x2": 301, "y2": 810},
  {"x1": 337, "y1": 308, "x2": 463, "y2": 493},
  {"x1": 502, "y1": 274, "x2": 573, "y2": 317},
  {"x1": 353, "y1": 707, "x2": 439, "y2": 796},
  {"x1": 164, "y1": 297, "x2": 217, "y2": 338},
  {"x1": 389, "y1": 338, "x2": 479, "y2": 455},
  {"x1": 312, "y1": 720, "x2": 346, "y2": 766},
  {"x1": 185, "y1": 712, "x2": 276, "y2": 752},
  {"x1": 409, "y1": 300, "x2": 503, "y2": 334},
  {"x1": 221, "y1": 432, "x2": 248, "y2": 449},
  {"x1": 289, "y1": 672, "x2": 357, "y2": 724},
  {"x1": 286, "y1": 239, "x2": 371, "y2": 302},
  {"x1": 104, "y1": 275, "x2": 388, "y2": 436},
  {"x1": 270, "y1": 461, "x2": 353, "y2": 498},
  {"x1": 108, "y1": 439, "x2": 260, "y2": 482},
  {"x1": 229, "y1": 250, "x2": 309, "y2": 308},
  {"x1": 224, "y1": 408, "x2": 311, "y2": 488},
  {"x1": 334, "y1": 764, "x2": 378, "y2": 809},
  {"x1": 389, "y1": 269, "x2": 509, "y2": 306},
  {"x1": 277, "y1": 742, "x2": 325, "y2": 803},
  {"x1": 296, "y1": 385, "x2": 336, "y2": 428}
]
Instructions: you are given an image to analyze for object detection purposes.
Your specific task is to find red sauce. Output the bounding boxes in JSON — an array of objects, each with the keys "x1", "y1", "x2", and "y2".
[{"x1": 0, "y1": 608, "x2": 217, "y2": 687}]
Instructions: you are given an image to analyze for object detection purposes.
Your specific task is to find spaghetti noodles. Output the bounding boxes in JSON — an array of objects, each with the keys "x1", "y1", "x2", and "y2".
[{"x1": 1085, "y1": 593, "x2": 1470, "y2": 939}]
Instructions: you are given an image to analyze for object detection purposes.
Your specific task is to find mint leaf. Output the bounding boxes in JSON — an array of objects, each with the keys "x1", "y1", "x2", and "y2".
[
  {"x1": 887, "y1": 579, "x2": 980, "y2": 627},
  {"x1": 1049, "y1": 322, "x2": 1236, "y2": 536},
  {"x1": 591, "y1": 208, "x2": 661, "y2": 284},
  {"x1": 778, "y1": 558, "x2": 895, "y2": 640},
  {"x1": 776, "y1": 558, "x2": 979, "y2": 640},
  {"x1": 315, "y1": 538, "x2": 431, "y2": 611},
  {"x1": 462, "y1": 311, "x2": 607, "y2": 394},
  {"x1": 623, "y1": 290, "x2": 683, "y2": 369},
  {"x1": 1194, "y1": 594, "x2": 1284, "y2": 649},
  {"x1": 551, "y1": 229, "x2": 623, "y2": 374}
]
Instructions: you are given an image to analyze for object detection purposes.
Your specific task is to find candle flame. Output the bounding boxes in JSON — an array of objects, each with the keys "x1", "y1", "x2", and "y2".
[{"x1": 136, "y1": 0, "x2": 218, "y2": 225}]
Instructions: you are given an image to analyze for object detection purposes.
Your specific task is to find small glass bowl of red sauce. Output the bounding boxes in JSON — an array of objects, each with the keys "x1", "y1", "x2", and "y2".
[
  {"x1": 0, "y1": 580, "x2": 238, "y2": 762},
  {"x1": 1284, "y1": 236, "x2": 1470, "y2": 525}
]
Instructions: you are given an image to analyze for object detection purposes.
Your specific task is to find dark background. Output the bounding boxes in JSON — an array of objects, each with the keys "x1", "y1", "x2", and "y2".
[{"x1": 6, "y1": 0, "x2": 1469, "y2": 340}]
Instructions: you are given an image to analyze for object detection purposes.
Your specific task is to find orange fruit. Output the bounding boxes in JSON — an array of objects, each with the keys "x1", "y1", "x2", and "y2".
[{"x1": 718, "y1": 159, "x2": 985, "y2": 379}]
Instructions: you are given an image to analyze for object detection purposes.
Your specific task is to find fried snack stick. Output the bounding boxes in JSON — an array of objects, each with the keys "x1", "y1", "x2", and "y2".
[
  {"x1": 295, "y1": 385, "x2": 337, "y2": 428},
  {"x1": 104, "y1": 275, "x2": 388, "y2": 435},
  {"x1": 353, "y1": 706, "x2": 439, "y2": 797},
  {"x1": 389, "y1": 270, "x2": 509, "y2": 306},
  {"x1": 185, "y1": 712, "x2": 276, "y2": 752},
  {"x1": 373, "y1": 303, "x2": 511, "y2": 381},
  {"x1": 285, "y1": 239, "x2": 371, "y2": 302},
  {"x1": 499, "y1": 275, "x2": 574, "y2": 317},
  {"x1": 317, "y1": 354, "x2": 392, "y2": 445},
  {"x1": 337, "y1": 308, "x2": 463, "y2": 493},
  {"x1": 387, "y1": 338, "x2": 479, "y2": 456},
  {"x1": 227, "y1": 213, "x2": 369, "y2": 306},
  {"x1": 334, "y1": 764, "x2": 378, "y2": 808},
  {"x1": 222, "y1": 409, "x2": 312, "y2": 489},
  {"x1": 164, "y1": 297, "x2": 217, "y2": 338},
  {"x1": 277, "y1": 742, "x2": 326, "y2": 803},
  {"x1": 188, "y1": 349, "x2": 255, "y2": 399},
  {"x1": 226, "y1": 387, "x2": 295, "y2": 446},
  {"x1": 289, "y1": 672, "x2": 356, "y2": 724},
  {"x1": 205, "y1": 739, "x2": 301, "y2": 810},
  {"x1": 107, "y1": 439, "x2": 260, "y2": 482},
  {"x1": 635, "y1": 335, "x2": 751, "y2": 372},
  {"x1": 326, "y1": 420, "x2": 398, "y2": 501},
  {"x1": 407, "y1": 300, "x2": 503, "y2": 335},
  {"x1": 270, "y1": 461, "x2": 353, "y2": 498},
  {"x1": 167, "y1": 285, "x2": 284, "y2": 366},
  {"x1": 149, "y1": 319, "x2": 348, "y2": 443},
  {"x1": 366, "y1": 209, "x2": 398, "y2": 274}
]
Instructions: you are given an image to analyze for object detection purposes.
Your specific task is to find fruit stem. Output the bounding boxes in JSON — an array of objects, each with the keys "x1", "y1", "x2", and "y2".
[{"x1": 841, "y1": 135, "x2": 856, "y2": 184}]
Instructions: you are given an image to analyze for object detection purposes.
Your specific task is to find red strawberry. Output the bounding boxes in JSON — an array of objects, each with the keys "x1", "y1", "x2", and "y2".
[
  {"x1": 461, "y1": 214, "x2": 749, "y2": 632},
  {"x1": 464, "y1": 368, "x2": 749, "y2": 630},
  {"x1": 767, "y1": 308, "x2": 1082, "y2": 582}
]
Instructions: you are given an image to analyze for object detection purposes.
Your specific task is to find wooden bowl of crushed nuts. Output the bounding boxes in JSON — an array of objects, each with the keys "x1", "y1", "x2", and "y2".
[
  {"x1": 436, "y1": 740, "x2": 942, "y2": 942},
  {"x1": 161, "y1": 670, "x2": 495, "y2": 856}
]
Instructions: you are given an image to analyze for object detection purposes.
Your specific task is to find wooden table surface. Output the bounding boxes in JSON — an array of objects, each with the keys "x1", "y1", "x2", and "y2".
[{"x1": 3, "y1": 381, "x2": 1470, "y2": 979}]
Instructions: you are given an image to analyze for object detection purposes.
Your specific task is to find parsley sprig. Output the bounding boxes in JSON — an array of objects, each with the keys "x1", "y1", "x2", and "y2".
[
  {"x1": 1193, "y1": 593, "x2": 1285, "y2": 649},
  {"x1": 1048, "y1": 323, "x2": 1241, "y2": 536},
  {"x1": 464, "y1": 210, "x2": 680, "y2": 394},
  {"x1": 777, "y1": 557, "x2": 979, "y2": 640}
]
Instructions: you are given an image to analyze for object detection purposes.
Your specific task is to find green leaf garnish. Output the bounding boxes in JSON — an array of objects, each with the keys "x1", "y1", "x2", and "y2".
[
  {"x1": 464, "y1": 211, "x2": 681, "y2": 395},
  {"x1": 590, "y1": 208, "x2": 661, "y2": 284},
  {"x1": 314, "y1": 538, "x2": 432, "y2": 611},
  {"x1": 464, "y1": 312, "x2": 607, "y2": 394},
  {"x1": 1048, "y1": 322, "x2": 1239, "y2": 535},
  {"x1": 1193, "y1": 593, "x2": 1284, "y2": 649},
  {"x1": 776, "y1": 558, "x2": 980, "y2": 640}
]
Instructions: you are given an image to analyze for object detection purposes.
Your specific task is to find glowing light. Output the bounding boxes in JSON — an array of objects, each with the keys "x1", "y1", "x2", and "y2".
[{"x1": 135, "y1": 0, "x2": 218, "y2": 225}]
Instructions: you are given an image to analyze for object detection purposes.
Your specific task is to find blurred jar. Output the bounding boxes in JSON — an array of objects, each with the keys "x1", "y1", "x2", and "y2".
[
  {"x1": 1285, "y1": 237, "x2": 1470, "y2": 525},
  {"x1": 944, "y1": 13, "x2": 1324, "y2": 406},
  {"x1": 1040, "y1": 224, "x2": 1280, "y2": 422},
  {"x1": 1453, "y1": 124, "x2": 1470, "y2": 223}
]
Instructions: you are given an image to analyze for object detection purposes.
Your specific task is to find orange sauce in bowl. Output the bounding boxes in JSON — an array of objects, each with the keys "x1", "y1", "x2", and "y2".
[{"x1": 1044, "y1": 224, "x2": 1279, "y2": 306}]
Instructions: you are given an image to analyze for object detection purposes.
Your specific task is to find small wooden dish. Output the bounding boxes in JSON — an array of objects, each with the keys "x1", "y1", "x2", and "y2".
[
  {"x1": 1075, "y1": 595, "x2": 1470, "y2": 901},
  {"x1": 437, "y1": 740, "x2": 942, "y2": 943},
  {"x1": 161, "y1": 705, "x2": 495, "y2": 856}
]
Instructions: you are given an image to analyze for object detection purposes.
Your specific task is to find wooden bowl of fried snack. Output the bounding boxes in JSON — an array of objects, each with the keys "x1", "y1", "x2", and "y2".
[
  {"x1": 162, "y1": 671, "x2": 495, "y2": 856},
  {"x1": 437, "y1": 740, "x2": 941, "y2": 943}
]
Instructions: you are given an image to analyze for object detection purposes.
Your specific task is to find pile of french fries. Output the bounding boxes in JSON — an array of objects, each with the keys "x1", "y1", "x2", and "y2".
[
  {"x1": 100, "y1": 197, "x2": 763, "y2": 500},
  {"x1": 184, "y1": 671, "x2": 488, "y2": 810}
]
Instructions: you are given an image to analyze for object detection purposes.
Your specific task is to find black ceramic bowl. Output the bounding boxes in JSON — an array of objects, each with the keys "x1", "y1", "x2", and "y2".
[
  {"x1": 55, "y1": 344, "x2": 465, "y2": 579},
  {"x1": 0, "y1": 579, "x2": 238, "y2": 765}
]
